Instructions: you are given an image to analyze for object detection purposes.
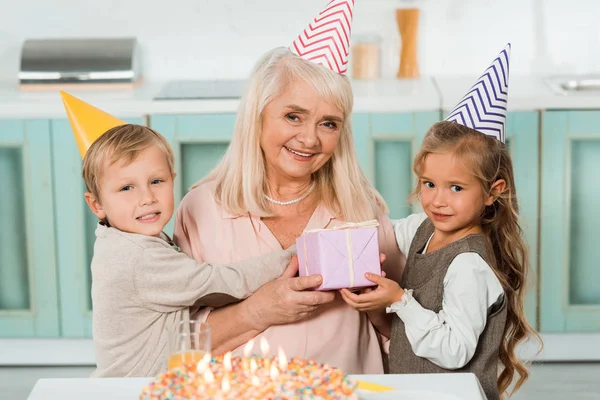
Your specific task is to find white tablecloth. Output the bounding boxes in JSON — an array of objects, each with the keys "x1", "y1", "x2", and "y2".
[{"x1": 27, "y1": 373, "x2": 487, "y2": 400}]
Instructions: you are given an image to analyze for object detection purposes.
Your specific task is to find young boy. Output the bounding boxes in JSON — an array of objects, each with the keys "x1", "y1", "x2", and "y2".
[{"x1": 64, "y1": 94, "x2": 294, "y2": 378}]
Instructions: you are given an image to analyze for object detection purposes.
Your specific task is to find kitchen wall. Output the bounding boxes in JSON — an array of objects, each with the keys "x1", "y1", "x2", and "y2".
[{"x1": 0, "y1": 0, "x2": 599, "y2": 81}]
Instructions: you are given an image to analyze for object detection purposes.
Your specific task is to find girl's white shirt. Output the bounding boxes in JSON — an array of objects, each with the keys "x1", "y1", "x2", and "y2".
[{"x1": 389, "y1": 212, "x2": 504, "y2": 369}]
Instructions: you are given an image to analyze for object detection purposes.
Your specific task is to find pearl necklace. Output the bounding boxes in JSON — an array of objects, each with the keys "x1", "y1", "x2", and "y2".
[{"x1": 264, "y1": 181, "x2": 316, "y2": 206}]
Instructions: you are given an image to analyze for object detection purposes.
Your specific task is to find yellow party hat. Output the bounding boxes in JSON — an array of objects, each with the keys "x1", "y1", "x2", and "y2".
[{"x1": 60, "y1": 91, "x2": 127, "y2": 158}]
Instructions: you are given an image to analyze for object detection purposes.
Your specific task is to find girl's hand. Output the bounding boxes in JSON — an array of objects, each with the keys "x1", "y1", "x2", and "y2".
[
  {"x1": 340, "y1": 273, "x2": 405, "y2": 312},
  {"x1": 351, "y1": 252, "x2": 388, "y2": 296}
]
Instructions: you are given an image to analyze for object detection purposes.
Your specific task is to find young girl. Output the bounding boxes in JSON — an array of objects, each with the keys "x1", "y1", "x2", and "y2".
[{"x1": 341, "y1": 120, "x2": 537, "y2": 399}]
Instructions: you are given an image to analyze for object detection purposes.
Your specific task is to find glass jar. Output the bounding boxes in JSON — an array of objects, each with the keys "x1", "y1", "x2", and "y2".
[{"x1": 351, "y1": 34, "x2": 381, "y2": 80}]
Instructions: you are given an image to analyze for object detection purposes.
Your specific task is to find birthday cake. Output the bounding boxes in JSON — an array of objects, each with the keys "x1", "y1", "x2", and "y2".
[{"x1": 139, "y1": 353, "x2": 358, "y2": 400}]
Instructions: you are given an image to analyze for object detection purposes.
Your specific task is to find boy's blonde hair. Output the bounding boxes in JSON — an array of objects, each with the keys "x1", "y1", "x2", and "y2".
[
  {"x1": 194, "y1": 47, "x2": 387, "y2": 222},
  {"x1": 82, "y1": 124, "x2": 175, "y2": 201}
]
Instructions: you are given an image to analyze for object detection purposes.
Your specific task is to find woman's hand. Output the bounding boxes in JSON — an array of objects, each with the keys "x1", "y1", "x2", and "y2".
[
  {"x1": 242, "y1": 256, "x2": 336, "y2": 331},
  {"x1": 340, "y1": 273, "x2": 405, "y2": 312}
]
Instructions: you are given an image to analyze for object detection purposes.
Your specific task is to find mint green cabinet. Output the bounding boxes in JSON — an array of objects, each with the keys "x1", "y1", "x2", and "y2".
[
  {"x1": 505, "y1": 112, "x2": 540, "y2": 329},
  {"x1": 540, "y1": 111, "x2": 600, "y2": 332},
  {"x1": 354, "y1": 112, "x2": 442, "y2": 219},
  {"x1": 150, "y1": 114, "x2": 236, "y2": 236},
  {"x1": 1, "y1": 108, "x2": 597, "y2": 340},
  {"x1": 0, "y1": 120, "x2": 60, "y2": 337},
  {"x1": 51, "y1": 117, "x2": 145, "y2": 337}
]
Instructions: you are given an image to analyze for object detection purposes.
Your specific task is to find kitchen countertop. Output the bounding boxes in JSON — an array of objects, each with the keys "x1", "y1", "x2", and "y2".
[
  {"x1": 0, "y1": 75, "x2": 599, "y2": 119},
  {"x1": 0, "y1": 78, "x2": 440, "y2": 119},
  {"x1": 435, "y1": 75, "x2": 600, "y2": 112}
]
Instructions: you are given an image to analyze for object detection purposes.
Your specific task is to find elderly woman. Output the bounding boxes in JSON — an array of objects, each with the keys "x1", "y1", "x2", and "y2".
[{"x1": 173, "y1": 45, "x2": 403, "y2": 374}]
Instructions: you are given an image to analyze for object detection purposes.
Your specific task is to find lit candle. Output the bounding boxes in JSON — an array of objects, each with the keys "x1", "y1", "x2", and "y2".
[
  {"x1": 260, "y1": 337, "x2": 270, "y2": 357},
  {"x1": 242, "y1": 339, "x2": 254, "y2": 375},
  {"x1": 223, "y1": 351, "x2": 232, "y2": 373},
  {"x1": 260, "y1": 337, "x2": 271, "y2": 369},
  {"x1": 243, "y1": 339, "x2": 255, "y2": 358},
  {"x1": 270, "y1": 361, "x2": 284, "y2": 395},
  {"x1": 204, "y1": 368, "x2": 215, "y2": 383},
  {"x1": 196, "y1": 353, "x2": 211, "y2": 374},
  {"x1": 249, "y1": 358, "x2": 260, "y2": 388},
  {"x1": 269, "y1": 363, "x2": 279, "y2": 380},
  {"x1": 277, "y1": 346, "x2": 288, "y2": 372},
  {"x1": 203, "y1": 368, "x2": 217, "y2": 397},
  {"x1": 221, "y1": 376, "x2": 231, "y2": 393}
]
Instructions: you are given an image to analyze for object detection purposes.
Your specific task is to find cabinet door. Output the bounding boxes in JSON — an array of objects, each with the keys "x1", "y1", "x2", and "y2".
[
  {"x1": 51, "y1": 117, "x2": 145, "y2": 337},
  {"x1": 353, "y1": 112, "x2": 441, "y2": 219},
  {"x1": 505, "y1": 112, "x2": 539, "y2": 330},
  {"x1": 0, "y1": 120, "x2": 59, "y2": 337},
  {"x1": 541, "y1": 111, "x2": 600, "y2": 332},
  {"x1": 150, "y1": 114, "x2": 235, "y2": 236}
]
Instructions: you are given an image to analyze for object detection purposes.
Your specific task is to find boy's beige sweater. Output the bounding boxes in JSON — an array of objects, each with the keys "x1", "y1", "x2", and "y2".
[{"x1": 90, "y1": 223, "x2": 293, "y2": 377}]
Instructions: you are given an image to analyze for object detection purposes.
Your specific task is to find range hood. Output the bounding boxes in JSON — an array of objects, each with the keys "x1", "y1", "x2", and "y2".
[{"x1": 18, "y1": 37, "x2": 142, "y2": 91}]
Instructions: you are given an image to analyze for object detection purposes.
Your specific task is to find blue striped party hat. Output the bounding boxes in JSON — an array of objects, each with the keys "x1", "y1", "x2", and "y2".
[{"x1": 445, "y1": 43, "x2": 511, "y2": 142}]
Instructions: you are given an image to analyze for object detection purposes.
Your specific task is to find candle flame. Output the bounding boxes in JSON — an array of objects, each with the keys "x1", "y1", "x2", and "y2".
[
  {"x1": 203, "y1": 368, "x2": 215, "y2": 383},
  {"x1": 250, "y1": 358, "x2": 258, "y2": 373},
  {"x1": 252, "y1": 375, "x2": 261, "y2": 387},
  {"x1": 277, "y1": 346, "x2": 288, "y2": 371},
  {"x1": 196, "y1": 353, "x2": 211, "y2": 374},
  {"x1": 196, "y1": 362, "x2": 206, "y2": 374},
  {"x1": 243, "y1": 339, "x2": 255, "y2": 357},
  {"x1": 260, "y1": 337, "x2": 270, "y2": 356},
  {"x1": 270, "y1": 363, "x2": 279, "y2": 380},
  {"x1": 221, "y1": 376, "x2": 231, "y2": 393},
  {"x1": 224, "y1": 352, "x2": 232, "y2": 371}
]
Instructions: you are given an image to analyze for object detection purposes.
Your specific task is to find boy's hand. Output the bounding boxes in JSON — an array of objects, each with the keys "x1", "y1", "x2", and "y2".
[{"x1": 340, "y1": 273, "x2": 405, "y2": 312}]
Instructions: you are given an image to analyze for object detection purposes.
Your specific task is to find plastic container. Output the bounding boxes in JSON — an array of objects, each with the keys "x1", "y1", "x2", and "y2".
[{"x1": 351, "y1": 34, "x2": 381, "y2": 80}]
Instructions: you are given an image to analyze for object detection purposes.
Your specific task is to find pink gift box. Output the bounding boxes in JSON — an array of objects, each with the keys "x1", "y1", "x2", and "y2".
[{"x1": 296, "y1": 221, "x2": 381, "y2": 291}]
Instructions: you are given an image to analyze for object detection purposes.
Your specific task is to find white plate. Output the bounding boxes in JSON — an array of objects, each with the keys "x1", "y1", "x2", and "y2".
[{"x1": 358, "y1": 389, "x2": 465, "y2": 400}]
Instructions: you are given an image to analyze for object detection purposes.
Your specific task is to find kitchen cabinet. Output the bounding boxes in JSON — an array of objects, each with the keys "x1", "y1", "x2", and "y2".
[
  {"x1": 356, "y1": 112, "x2": 441, "y2": 218},
  {"x1": 0, "y1": 120, "x2": 60, "y2": 337},
  {"x1": 505, "y1": 112, "x2": 540, "y2": 329},
  {"x1": 150, "y1": 114, "x2": 236, "y2": 236},
  {"x1": 0, "y1": 109, "x2": 592, "y2": 339},
  {"x1": 540, "y1": 111, "x2": 600, "y2": 332}
]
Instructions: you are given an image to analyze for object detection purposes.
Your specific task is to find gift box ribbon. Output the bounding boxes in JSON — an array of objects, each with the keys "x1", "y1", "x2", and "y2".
[
  {"x1": 302, "y1": 220, "x2": 379, "y2": 286},
  {"x1": 303, "y1": 219, "x2": 380, "y2": 234}
]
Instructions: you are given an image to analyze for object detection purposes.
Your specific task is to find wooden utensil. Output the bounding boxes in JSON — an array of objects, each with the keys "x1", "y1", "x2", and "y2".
[{"x1": 396, "y1": 8, "x2": 420, "y2": 78}]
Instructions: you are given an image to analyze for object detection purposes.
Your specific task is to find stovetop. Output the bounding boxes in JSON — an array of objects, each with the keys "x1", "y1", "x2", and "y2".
[{"x1": 153, "y1": 79, "x2": 246, "y2": 100}]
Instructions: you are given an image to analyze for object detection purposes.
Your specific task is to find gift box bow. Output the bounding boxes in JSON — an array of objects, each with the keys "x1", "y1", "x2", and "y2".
[{"x1": 301, "y1": 220, "x2": 380, "y2": 287}]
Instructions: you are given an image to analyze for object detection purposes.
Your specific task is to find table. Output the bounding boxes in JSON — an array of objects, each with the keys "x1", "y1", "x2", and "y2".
[{"x1": 27, "y1": 373, "x2": 487, "y2": 400}]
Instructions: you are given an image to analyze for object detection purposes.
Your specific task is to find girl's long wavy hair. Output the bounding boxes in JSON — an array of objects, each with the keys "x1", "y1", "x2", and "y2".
[{"x1": 413, "y1": 121, "x2": 541, "y2": 398}]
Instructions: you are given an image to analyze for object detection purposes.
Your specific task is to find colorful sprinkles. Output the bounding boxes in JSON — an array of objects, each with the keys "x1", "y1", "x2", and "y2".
[{"x1": 139, "y1": 355, "x2": 358, "y2": 399}]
